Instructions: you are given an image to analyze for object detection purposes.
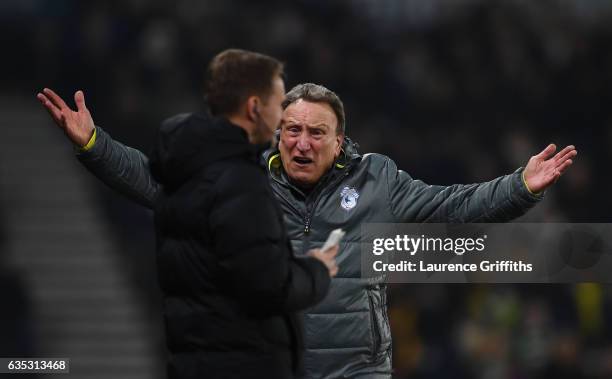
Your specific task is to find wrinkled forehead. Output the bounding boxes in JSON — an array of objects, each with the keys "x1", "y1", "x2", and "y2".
[{"x1": 281, "y1": 99, "x2": 338, "y2": 129}]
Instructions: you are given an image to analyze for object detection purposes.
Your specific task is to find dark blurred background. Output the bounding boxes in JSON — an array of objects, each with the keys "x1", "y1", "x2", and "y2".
[{"x1": 1, "y1": 0, "x2": 612, "y2": 378}]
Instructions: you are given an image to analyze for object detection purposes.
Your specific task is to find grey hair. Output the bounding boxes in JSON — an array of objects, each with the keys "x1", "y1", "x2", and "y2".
[{"x1": 282, "y1": 83, "x2": 346, "y2": 135}]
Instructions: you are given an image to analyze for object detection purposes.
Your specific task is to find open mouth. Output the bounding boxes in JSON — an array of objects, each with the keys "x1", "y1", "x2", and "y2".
[{"x1": 293, "y1": 156, "x2": 313, "y2": 165}]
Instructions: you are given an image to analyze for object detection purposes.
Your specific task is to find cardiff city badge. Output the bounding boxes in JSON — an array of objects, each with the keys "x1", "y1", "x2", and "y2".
[{"x1": 340, "y1": 186, "x2": 359, "y2": 211}]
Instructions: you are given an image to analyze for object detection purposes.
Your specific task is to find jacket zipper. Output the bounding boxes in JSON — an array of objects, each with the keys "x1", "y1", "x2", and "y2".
[
  {"x1": 304, "y1": 197, "x2": 313, "y2": 234},
  {"x1": 303, "y1": 211, "x2": 312, "y2": 255}
]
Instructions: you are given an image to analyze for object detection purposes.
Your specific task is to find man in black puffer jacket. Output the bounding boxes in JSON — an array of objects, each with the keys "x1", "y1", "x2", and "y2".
[
  {"x1": 151, "y1": 112, "x2": 334, "y2": 379},
  {"x1": 37, "y1": 50, "x2": 337, "y2": 379}
]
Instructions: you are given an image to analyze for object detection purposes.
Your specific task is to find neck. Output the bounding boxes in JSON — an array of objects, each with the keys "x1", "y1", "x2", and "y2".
[
  {"x1": 227, "y1": 114, "x2": 256, "y2": 144},
  {"x1": 291, "y1": 178, "x2": 315, "y2": 191}
]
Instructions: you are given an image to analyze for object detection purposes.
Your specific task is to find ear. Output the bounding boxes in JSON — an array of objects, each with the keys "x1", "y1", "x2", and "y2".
[
  {"x1": 334, "y1": 133, "x2": 344, "y2": 158},
  {"x1": 246, "y1": 96, "x2": 260, "y2": 122}
]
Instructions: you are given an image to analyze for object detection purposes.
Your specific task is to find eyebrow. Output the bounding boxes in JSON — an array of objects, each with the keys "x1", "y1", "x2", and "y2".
[{"x1": 282, "y1": 120, "x2": 330, "y2": 129}]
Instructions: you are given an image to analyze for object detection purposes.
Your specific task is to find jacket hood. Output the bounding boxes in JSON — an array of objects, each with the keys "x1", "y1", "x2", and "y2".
[{"x1": 151, "y1": 112, "x2": 256, "y2": 189}]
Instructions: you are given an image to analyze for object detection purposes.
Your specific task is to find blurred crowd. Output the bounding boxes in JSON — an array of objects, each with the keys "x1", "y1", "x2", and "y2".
[{"x1": 2, "y1": 0, "x2": 612, "y2": 377}]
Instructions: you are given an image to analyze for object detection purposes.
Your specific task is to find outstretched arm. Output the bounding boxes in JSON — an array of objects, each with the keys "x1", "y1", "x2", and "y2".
[
  {"x1": 37, "y1": 88, "x2": 161, "y2": 208},
  {"x1": 387, "y1": 144, "x2": 577, "y2": 223}
]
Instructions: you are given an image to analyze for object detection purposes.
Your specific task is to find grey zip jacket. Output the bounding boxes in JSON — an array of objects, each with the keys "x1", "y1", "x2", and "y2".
[{"x1": 77, "y1": 124, "x2": 543, "y2": 378}]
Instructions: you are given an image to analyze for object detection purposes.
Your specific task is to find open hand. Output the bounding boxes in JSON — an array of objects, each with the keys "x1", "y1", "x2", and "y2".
[
  {"x1": 37, "y1": 88, "x2": 95, "y2": 147},
  {"x1": 523, "y1": 144, "x2": 577, "y2": 194}
]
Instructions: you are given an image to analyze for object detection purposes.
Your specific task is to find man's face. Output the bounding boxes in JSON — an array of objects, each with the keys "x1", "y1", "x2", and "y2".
[
  {"x1": 279, "y1": 99, "x2": 343, "y2": 188},
  {"x1": 254, "y1": 76, "x2": 285, "y2": 144}
]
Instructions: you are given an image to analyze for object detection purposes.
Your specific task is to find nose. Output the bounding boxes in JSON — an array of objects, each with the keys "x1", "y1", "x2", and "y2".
[{"x1": 296, "y1": 135, "x2": 311, "y2": 152}]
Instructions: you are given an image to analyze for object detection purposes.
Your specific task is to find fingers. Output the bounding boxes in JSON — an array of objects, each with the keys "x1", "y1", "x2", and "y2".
[
  {"x1": 323, "y1": 244, "x2": 339, "y2": 257},
  {"x1": 552, "y1": 145, "x2": 575, "y2": 160},
  {"x1": 328, "y1": 255, "x2": 338, "y2": 277},
  {"x1": 553, "y1": 145, "x2": 576, "y2": 161},
  {"x1": 329, "y1": 265, "x2": 338, "y2": 277},
  {"x1": 43, "y1": 88, "x2": 70, "y2": 111},
  {"x1": 554, "y1": 146, "x2": 577, "y2": 166},
  {"x1": 74, "y1": 90, "x2": 87, "y2": 112},
  {"x1": 536, "y1": 143, "x2": 557, "y2": 160},
  {"x1": 37, "y1": 92, "x2": 63, "y2": 125},
  {"x1": 325, "y1": 246, "x2": 339, "y2": 276},
  {"x1": 557, "y1": 158, "x2": 573, "y2": 174},
  {"x1": 548, "y1": 159, "x2": 572, "y2": 184}
]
